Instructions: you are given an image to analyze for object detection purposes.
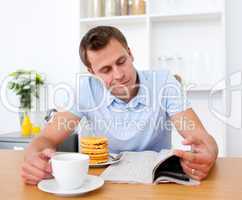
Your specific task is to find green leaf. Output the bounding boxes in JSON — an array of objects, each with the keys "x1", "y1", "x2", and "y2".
[
  {"x1": 8, "y1": 82, "x2": 15, "y2": 90},
  {"x1": 8, "y1": 69, "x2": 44, "y2": 106},
  {"x1": 15, "y1": 83, "x2": 20, "y2": 90}
]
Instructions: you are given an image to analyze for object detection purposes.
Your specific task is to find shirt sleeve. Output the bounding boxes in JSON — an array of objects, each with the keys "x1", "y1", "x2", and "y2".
[
  {"x1": 69, "y1": 100, "x2": 86, "y2": 119},
  {"x1": 69, "y1": 74, "x2": 107, "y2": 119},
  {"x1": 69, "y1": 77, "x2": 88, "y2": 119},
  {"x1": 160, "y1": 72, "x2": 192, "y2": 118}
]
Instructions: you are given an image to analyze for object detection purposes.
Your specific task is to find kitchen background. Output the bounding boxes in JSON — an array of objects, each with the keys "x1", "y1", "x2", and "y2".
[{"x1": 0, "y1": 0, "x2": 241, "y2": 156}]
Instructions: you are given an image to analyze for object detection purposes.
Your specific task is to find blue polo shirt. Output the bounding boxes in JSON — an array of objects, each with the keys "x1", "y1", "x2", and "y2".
[{"x1": 70, "y1": 69, "x2": 191, "y2": 153}]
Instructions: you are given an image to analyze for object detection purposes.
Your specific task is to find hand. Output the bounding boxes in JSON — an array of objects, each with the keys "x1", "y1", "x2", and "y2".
[
  {"x1": 174, "y1": 133, "x2": 217, "y2": 181},
  {"x1": 21, "y1": 148, "x2": 56, "y2": 185}
]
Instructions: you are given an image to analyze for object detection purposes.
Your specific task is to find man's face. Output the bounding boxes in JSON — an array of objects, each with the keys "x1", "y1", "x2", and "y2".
[{"x1": 87, "y1": 39, "x2": 137, "y2": 99}]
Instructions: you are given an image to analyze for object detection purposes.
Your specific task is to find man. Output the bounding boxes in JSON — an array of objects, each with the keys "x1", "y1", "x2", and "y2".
[{"x1": 21, "y1": 26, "x2": 218, "y2": 185}]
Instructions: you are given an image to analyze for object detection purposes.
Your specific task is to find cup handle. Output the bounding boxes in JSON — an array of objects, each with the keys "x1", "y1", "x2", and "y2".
[{"x1": 48, "y1": 159, "x2": 55, "y2": 177}]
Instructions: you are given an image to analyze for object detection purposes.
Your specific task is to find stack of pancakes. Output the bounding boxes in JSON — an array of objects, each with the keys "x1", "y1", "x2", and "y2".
[{"x1": 80, "y1": 136, "x2": 109, "y2": 164}]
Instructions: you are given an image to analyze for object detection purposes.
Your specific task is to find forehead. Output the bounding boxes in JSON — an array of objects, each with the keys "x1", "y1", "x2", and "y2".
[{"x1": 87, "y1": 39, "x2": 128, "y2": 70}]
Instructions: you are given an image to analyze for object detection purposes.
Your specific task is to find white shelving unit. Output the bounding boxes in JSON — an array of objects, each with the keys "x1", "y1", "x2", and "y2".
[
  {"x1": 79, "y1": 0, "x2": 227, "y2": 156},
  {"x1": 80, "y1": 0, "x2": 226, "y2": 90}
]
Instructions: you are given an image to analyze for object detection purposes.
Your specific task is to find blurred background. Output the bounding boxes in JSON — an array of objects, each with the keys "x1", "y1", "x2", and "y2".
[{"x1": 0, "y1": 0, "x2": 241, "y2": 156}]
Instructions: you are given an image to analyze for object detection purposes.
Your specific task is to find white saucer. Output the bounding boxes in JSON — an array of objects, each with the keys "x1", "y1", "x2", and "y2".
[
  {"x1": 90, "y1": 153, "x2": 123, "y2": 168},
  {"x1": 38, "y1": 175, "x2": 104, "y2": 197}
]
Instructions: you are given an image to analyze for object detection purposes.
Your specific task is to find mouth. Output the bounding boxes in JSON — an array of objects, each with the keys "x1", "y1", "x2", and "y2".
[
  {"x1": 117, "y1": 80, "x2": 130, "y2": 87},
  {"x1": 110, "y1": 80, "x2": 131, "y2": 95},
  {"x1": 120, "y1": 80, "x2": 129, "y2": 85},
  {"x1": 112, "y1": 80, "x2": 129, "y2": 86}
]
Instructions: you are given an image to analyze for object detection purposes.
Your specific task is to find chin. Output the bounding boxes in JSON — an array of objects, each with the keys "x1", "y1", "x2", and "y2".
[{"x1": 112, "y1": 89, "x2": 130, "y2": 97}]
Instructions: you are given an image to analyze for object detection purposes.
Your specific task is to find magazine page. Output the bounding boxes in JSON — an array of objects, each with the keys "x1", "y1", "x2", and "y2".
[
  {"x1": 152, "y1": 149, "x2": 176, "y2": 173},
  {"x1": 100, "y1": 151, "x2": 159, "y2": 184}
]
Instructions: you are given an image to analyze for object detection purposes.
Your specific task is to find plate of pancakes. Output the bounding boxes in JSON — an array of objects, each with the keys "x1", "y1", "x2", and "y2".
[{"x1": 80, "y1": 136, "x2": 123, "y2": 167}]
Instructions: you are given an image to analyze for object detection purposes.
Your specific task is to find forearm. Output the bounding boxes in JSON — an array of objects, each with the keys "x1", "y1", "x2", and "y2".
[
  {"x1": 24, "y1": 136, "x2": 57, "y2": 159},
  {"x1": 172, "y1": 109, "x2": 218, "y2": 158},
  {"x1": 24, "y1": 112, "x2": 80, "y2": 159}
]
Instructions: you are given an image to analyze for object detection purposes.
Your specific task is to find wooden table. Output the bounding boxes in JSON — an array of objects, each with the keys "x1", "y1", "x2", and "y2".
[{"x1": 1, "y1": 150, "x2": 242, "y2": 200}]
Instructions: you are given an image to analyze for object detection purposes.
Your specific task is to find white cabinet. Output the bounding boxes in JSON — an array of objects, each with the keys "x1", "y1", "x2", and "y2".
[{"x1": 79, "y1": 0, "x2": 227, "y2": 156}]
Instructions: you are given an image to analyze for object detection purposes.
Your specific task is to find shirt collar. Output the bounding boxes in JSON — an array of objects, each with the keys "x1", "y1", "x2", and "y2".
[{"x1": 105, "y1": 71, "x2": 150, "y2": 108}]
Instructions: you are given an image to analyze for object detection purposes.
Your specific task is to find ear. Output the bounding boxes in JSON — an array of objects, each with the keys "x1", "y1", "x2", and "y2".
[{"x1": 127, "y1": 47, "x2": 134, "y2": 62}]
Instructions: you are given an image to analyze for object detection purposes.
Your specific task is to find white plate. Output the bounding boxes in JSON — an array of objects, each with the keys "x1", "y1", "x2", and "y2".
[
  {"x1": 90, "y1": 153, "x2": 123, "y2": 168},
  {"x1": 38, "y1": 175, "x2": 104, "y2": 197}
]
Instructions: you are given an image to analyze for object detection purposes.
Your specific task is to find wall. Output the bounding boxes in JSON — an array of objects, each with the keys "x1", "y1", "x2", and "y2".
[
  {"x1": 0, "y1": 0, "x2": 81, "y2": 134},
  {"x1": 0, "y1": 0, "x2": 241, "y2": 156},
  {"x1": 225, "y1": 0, "x2": 242, "y2": 156}
]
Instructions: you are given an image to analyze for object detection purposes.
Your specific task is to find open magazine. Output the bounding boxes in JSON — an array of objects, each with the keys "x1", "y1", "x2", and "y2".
[{"x1": 100, "y1": 150, "x2": 200, "y2": 186}]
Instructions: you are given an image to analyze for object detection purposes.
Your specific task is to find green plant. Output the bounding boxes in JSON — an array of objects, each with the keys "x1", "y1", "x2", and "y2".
[{"x1": 8, "y1": 69, "x2": 44, "y2": 111}]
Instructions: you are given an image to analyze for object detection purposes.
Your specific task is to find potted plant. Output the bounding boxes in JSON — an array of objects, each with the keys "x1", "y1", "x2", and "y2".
[{"x1": 7, "y1": 69, "x2": 44, "y2": 126}]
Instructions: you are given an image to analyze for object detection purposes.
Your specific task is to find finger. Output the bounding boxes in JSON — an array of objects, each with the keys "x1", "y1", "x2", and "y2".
[
  {"x1": 39, "y1": 149, "x2": 55, "y2": 172},
  {"x1": 44, "y1": 173, "x2": 54, "y2": 179},
  {"x1": 181, "y1": 159, "x2": 209, "y2": 174},
  {"x1": 30, "y1": 157, "x2": 51, "y2": 173},
  {"x1": 21, "y1": 168, "x2": 42, "y2": 184},
  {"x1": 174, "y1": 149, "x2": 209, "y2": 164},
  {"x1": 40, "y1": 148, "x2": 56, "y2": 160},
  {"x1": 182, "y1": 135, "x2": 203, "y2": 146},
  {"x1": 175, "y1": 150, "x2": 196, "y2": 162},
  {"x1": 178, "y1": 130, "x2": 190, "y2": 140},
  {"x1": 22, "y1": 178, "x2": 38, "y2": 185},
  {"x1": 22, "y1": 168, "x2": 51, "y2": 183},
  {"x1": 21, "y1": 172, "x2": 41, "y2": 183},
  {"x1": 22, "y1": 163, "x2": 50, "y2": 180},
  {"x1": 180, "y1": 160, "x2": 207, "y2": 181},
  {"x1": 191, "y1": 144, "x2": 200, "y2": 153},
  {"x1": 182, "y1": 138, "x2": 194, "y2": 145}
]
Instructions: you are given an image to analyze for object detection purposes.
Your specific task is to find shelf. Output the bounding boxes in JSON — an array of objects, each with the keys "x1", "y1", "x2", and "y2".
[
  {"x1": 150, "y1": 11, "x2": 222, "y2": 22},
  {"x1": 185, "y1": 84, "x2": 225, "y2": 92},
  {"x1": 80, "y1": 15, "x2": 147, "y2": 25},
  {"x1": 80, "y1": 11, "x2": 221, "y2": 25}
]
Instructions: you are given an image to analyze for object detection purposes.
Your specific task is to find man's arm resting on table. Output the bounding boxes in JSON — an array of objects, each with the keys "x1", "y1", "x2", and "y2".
[
  {"x1": 170, "y1": 108, "x2": 218, "y2": 181},
  {"x1": 21, "y1": 111, "x2": 81, "y2": 185},
  {"x1": 25, "y1": 111, "x2": 81, "y2": 157}
]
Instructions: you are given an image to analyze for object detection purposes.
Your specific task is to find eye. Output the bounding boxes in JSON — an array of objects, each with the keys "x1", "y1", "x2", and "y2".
[
  {"x1": 101, "y1": 67, "x2": 111, "y2": 73},
  {"x1": 117, "y1": 57, "x2": 126, "y2": 65}
]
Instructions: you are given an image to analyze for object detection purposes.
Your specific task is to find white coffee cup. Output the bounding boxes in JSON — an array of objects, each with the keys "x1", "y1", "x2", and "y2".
[{"x1": 51, "y1": 153, "x2": 89, "y2": 190}]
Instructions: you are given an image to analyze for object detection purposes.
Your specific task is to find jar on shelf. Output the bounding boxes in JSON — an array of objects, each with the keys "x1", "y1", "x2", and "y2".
[
  {"x1": 115, "y1": 0, "x2": 121, "y2": 16},
  {"x1": 130, "y1": 0, "x2": 146, "y2": 15},
  {"x1": 105, "y1": 0, "x2": 117, "y2": 17},
  {"x1": 120, "y1": 0, "x2": 129, "y2": 15},
  {"x1": 87, "y1": 0, "x2": 94, "y2": 17},
  {"x1": 92, "y1": 0, "x2": 105, "y2": 17}
]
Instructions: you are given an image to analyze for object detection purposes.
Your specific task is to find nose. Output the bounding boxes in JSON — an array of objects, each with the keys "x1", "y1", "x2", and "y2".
[{"x1": 113, "y1": 67, "x2": 124, "y2": 81}]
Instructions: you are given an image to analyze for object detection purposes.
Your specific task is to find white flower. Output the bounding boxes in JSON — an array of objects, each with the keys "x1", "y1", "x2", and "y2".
[{"x1": 23, "y1": 85, "x2": 30, "y2": 89}]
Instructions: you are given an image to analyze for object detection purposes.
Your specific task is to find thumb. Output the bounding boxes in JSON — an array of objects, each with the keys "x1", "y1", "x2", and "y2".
[{"x1": 182, "y1": 134, "x2": 203, "y2": 146}]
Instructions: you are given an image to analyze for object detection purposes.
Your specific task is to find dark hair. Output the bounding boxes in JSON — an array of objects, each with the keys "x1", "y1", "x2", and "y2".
[{"x1": 79, "y1": 26, "x2": 128, "y2": 68}]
